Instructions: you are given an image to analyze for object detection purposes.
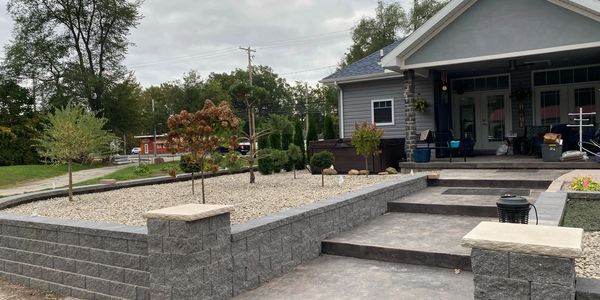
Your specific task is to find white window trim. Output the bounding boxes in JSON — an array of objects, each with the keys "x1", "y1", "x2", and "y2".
[{"x1": 371, "y1": 99, "x2": 395, "y2": 126}]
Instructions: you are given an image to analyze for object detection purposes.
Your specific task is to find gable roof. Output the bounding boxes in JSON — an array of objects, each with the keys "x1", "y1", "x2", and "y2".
[
  {"x1": 380, "y1": 0, "x2": 600, "y2": 70},
  {"x1": 320, "y1": 39, "x2": 403, "y2": 84}
]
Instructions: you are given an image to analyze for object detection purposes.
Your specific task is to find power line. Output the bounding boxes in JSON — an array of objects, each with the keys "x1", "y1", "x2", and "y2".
[{"x1": 280, "y1": 65, "x2": 337, "y2": 76}]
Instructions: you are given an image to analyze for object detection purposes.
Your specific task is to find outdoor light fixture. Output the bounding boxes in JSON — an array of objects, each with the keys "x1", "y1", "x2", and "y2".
[{"x1": 441, "y1": 70, "x2": 448, "y2": 92}]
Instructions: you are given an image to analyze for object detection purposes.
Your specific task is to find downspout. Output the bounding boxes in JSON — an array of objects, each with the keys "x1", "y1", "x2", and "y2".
[{"x1": 335, "y1": 81, "x2": 344, "y2": 138}]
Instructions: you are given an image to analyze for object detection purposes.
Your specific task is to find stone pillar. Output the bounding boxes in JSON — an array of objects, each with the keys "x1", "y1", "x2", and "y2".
[
  {"x1": 462, "y1": 222, "x2": 583, "y2": 300},
  {"x1": 403, "y1": 69, "x2": 416, "y2": 162},
  {"x1": 144, "y1": 204, "x2": 234, "y2": 300}
]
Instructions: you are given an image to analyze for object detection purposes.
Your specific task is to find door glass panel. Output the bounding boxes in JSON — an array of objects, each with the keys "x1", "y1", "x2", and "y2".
[
  {"x1": 540, "y1": 91, "x2": 561, "y2": 125},
  {"x1": 459, "y1": 97, "x2": 475, "y2": 140},
  {"x1": 574, "y1": 87, "x2": 596, "y2": 124},
  {"x1": 487, "y1": 95, "x2": 505, "y2": 142}
]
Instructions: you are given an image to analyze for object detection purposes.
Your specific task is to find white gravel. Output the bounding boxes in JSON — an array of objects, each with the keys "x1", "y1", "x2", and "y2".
[
  {"x1": 577, "y1": 231, "x2": 600, "y2": 279},
  {"x1": 4, "y1": 170, "x2": 405, "y2": 226}
]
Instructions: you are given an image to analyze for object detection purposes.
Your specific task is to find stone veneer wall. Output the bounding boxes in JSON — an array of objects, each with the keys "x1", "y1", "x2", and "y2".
[{"x1": 0, "y1": 213, "x2": 149, "y2": 299}]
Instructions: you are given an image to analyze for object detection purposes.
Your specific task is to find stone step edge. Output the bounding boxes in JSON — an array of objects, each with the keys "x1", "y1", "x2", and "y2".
[
  {"x1": 427, "y1": 179, "x2": 551, "y2": 189},
  {"x1": 321, "y1": 240, "x2": 471, "y2": 271},
  {"x1": 386, "y1": 202, "x2": 498, "y2": 218}
]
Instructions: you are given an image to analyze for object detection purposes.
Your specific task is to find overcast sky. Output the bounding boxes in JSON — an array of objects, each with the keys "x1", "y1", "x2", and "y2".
[{"x1": 0, "y1": 0, "x2": 411, "y2": 87}]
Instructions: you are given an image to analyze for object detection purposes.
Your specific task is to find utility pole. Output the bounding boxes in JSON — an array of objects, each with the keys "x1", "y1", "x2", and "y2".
[
  {"x1": 305, "y1": 82, "x2": 309, "y2": 139},
  {"x1": 239, "y1": 46, "x2": 256, "y2": 86},
  {"x1": 239, "y1": 46, "x2": 259, "y2": 183}
]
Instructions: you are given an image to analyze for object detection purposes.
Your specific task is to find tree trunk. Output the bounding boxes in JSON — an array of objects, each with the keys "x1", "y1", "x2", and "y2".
[
  {"x1": 365, "y1": 156, "x2": 369, "y2": 178},
  {"x1": 201, "y1": 170, "x2": 206, "y2": 204},
  {"x1": 68, "y1": 160, "x2": 73, "y2": 202},
  {"x1": 191, "y1": 172, "x2": 195, "y2": 195},
  {"x1": 321, "y1": 172, "x2": 324, "y2": 187},
  {"x1": 248, "y1": 107, "x2": 256, "y2": 184},
  {"x1": 293, "y1": 167, "x2": 296, "y2": 179}
]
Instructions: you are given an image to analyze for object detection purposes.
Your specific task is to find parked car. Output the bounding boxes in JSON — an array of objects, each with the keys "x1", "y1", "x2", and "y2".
[{"x1": 131, "y1": 147, "x2": 141, "y2": 155}]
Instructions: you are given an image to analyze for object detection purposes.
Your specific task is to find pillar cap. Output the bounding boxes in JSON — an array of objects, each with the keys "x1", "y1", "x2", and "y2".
[
  {"x1": 144, "y1": 204, "x2": 234, "y2": 222},
  {"x1": 462, "y1": 221, "x2": 583, "y2": 258}
]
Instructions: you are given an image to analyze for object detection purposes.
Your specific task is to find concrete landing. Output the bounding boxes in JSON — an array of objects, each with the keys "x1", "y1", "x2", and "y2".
[
  {"x1": 322, "y1": 212, "x2": 495, "y2": 270},
  {"x1": 387, "y1": 187, "x2": 542, "y2": 217},
  {"x1": 233, "y1": 255, "x2": 474, "y2": 300}
]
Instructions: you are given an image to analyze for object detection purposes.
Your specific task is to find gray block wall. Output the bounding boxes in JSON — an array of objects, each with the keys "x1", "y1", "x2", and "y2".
[
  {"x1": 471, "y1": 248, "x2": 576, "y2": 300},
  {"x1": 229, "y1": 175, "x2": 427, "y2": 297},
  {"x1": 0, "y1": 213, "x2": 149, "y2": 299},
  {"x1": 0, "y1": 174, "x2": 427, "y2": 300}
]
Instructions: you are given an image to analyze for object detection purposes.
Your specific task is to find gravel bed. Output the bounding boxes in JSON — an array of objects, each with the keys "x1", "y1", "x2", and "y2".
[
  {"x1": 4, "y1": 170, "x2": 405, "y2": 226},
  {"x1": 577, "y1": 231, "x2": 600, "y2": 279}
]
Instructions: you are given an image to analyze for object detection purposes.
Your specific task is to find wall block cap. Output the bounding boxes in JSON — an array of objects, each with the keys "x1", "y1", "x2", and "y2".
[
  {"x1": 462, "y1": 222, "x2": 583, "y2": 258},
  {"x1": 144, "y1": 204, "x2": 234, "y2": 222}
]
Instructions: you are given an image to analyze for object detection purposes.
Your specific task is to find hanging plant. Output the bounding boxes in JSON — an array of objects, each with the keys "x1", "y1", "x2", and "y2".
[{"x1": 415, "y1": 98, "x2": 429, "y2": 113}]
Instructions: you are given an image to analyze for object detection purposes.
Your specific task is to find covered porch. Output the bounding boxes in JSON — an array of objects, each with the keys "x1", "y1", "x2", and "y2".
[
  {"x1": 399, "y1": 154, "x2": 600, "y2": 170},
  {"x1": 381, "y1": 0, "x2": 600, "y2": 162}
]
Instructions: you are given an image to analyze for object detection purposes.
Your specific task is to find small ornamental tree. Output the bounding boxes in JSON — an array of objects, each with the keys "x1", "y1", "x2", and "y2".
[
  {"x1": 179, "y1": 154, "x2": 202, "y2": 193},
  {"x1": 166, "y1": 100, "x2": 238, "y2": 204},
  {"x1": 36, "y1": 104, "x2": 116, "y2": 201},
  {"x1": 310, "y1": 151, "x2": 335, "y2": 187},
  {"x1": 287, "y1": 144, "x2": 302, "y2": 179},
  {"x1": 351, "y1": 122, "x2": 384, "y2": 177}
]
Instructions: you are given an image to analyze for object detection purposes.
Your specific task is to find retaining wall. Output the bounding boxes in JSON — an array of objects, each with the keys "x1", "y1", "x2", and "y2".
[
  {"x1": 0, "y1": 214, "x2": 149, "y2": 299},
  {"x1": 0, "y1": 174, "x2": 427, "y2": 299}
]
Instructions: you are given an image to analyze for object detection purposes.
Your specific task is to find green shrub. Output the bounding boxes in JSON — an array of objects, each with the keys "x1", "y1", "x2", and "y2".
[
  {"x1": 287, "y1": 144, "x2": 303, "y2": 179},
  {"x1": 323, "y1": 115, "x2": 336, "y2": 140},
  {"x1": 310, "y1": 151, "x2": 335, "y2": 187},
  {"x1": 134, "y1": 164, "x2": 150, "y2": 175},
  {"x1": 293, "y1": 120, "x2": 306, "y2": 169},
  {"x1": 258, "y1": 149, "x2": 274, "y2": 175},
  {"x1": 269, "y1": 132, "x2": 282, "y2": 150},
  {"x1": 179, "y1": 155, "x2": 202, "y2": 173},
  {"x1": 271, "y1": 150, "x2": 289, "y2": 173}
]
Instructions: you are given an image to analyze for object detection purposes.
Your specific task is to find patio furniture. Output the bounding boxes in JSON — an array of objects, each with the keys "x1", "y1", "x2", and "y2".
[
  {"x1": 416, "y1": 130, "x2": 468, "y2": 162},
  {"x1": 520, "y1": 125, "x2": 550, "y2": 157}
]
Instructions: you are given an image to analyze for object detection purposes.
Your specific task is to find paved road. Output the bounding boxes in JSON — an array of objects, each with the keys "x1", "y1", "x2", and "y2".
[{"x1": 0, "y1": 164, "x2": 131, "y2": 197}]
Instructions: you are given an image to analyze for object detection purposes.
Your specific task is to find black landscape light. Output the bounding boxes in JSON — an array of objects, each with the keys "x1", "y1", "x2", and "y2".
[{"x1": 496, "y1": 195, "x2": 538, "y2": 225}]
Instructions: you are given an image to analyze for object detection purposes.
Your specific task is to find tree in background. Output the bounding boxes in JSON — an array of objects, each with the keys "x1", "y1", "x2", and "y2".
[
  {"x1": 230, "y1": 81, "x2": 269, "y2": 184},
  {"x1": 0, "y1": 78, "x2": 40, "y2": 165},
  {"x1": 340, "y1": 0, "x2": 446, "y2": 67},
  {"x1": 292, "y1": 120, "x2": 306, "y2": 170},
  {"x1": 310, "y1": 151, "x2": 335, "y2": 187},
  {"x1": 306, "y1": 114, "x2": 319, "y2": 159},
  {"x1": 3, "y1": 0, "x2": 143, "y2": 112},
  {"x1": 405, "y1": 0, "x2": 448, "y2": 32},
  {"x1": 287, "y1": 144, "x2": 302, "y2": 179},
  {"x1": 323, "y1": 115, "x2": 336, "y2": 140},
  {"x1": 165, "y1": 100, "x2": 238, "y2": 203},
  {"x1": 351, "y1": 122, "x2": 384, "y2": 177},
  {"x1": 36, "y1": 104, "x2": 116, "y2": 201}
]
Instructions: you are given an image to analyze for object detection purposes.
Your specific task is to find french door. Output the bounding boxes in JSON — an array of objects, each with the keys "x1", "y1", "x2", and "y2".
[
  {"x1": 535, "y1": 83, "x2": 600, "y2": 125},
  {"x1": 453, "y1": 91, "x2": 512, "y2": 150}
]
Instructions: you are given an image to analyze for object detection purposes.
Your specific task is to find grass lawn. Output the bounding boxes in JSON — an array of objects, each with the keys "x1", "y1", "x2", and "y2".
[
  {"x1": 562, "y1": 199, "x2": 600, "y2": 231},
  {"x1": 76, "y1": 162, "x2": 181, "y2": 186},
  {"x1": 0, "y1": 163, "x2": 102, "y2": 188}
]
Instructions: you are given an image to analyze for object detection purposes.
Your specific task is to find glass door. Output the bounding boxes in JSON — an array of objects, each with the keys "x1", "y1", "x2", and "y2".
[
  {"x1": 480, "y1": 93, "x2": 511, "y2": 149},
  {"x1": 570, "y1": 84, "x2": 599, "y2": 125}
]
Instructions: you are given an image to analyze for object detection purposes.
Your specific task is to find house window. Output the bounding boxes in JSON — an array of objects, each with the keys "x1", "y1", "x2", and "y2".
[
  {"x1": 540, "y1": 91, "x2": 561, "y2": 125},
  {"x1": 372, "y1": 99, "x2": 394, "y2": 125}
]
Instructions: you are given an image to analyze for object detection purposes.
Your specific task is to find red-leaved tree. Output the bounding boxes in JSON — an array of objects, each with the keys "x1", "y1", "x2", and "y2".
[{"x1": 165, "y1": 100, "x2": 239, "y2": 203}]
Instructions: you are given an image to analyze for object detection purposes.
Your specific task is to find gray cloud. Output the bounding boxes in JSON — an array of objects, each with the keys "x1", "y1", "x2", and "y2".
[{"x1": 0, "y1": 0, "x2": 411, "y2": 87}]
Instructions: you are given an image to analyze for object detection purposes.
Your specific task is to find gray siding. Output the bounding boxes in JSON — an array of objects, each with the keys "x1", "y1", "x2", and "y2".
[
  {"x1": 340, "y1": 77, "x2": 435, "y2": 139},
  {"x1": 406, "y1": 0, "x2": 600, "y2": 66}
]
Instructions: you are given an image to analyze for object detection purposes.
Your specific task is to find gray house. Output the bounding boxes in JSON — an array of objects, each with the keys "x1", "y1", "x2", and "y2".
[{"x1": 322, "y1": 0, "x2": 600, "y2": 161}]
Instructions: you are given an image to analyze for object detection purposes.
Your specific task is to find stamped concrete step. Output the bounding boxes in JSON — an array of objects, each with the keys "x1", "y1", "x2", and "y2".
[
  {"x1": 387, "y1": 187, "x2": 543, "y2": 217},
  {"x1": 321, "y1": 212, "x2": 496, "y2": 271},
  {"x1": 233, "y1": 255, "x2": 473, "y2": 300}
]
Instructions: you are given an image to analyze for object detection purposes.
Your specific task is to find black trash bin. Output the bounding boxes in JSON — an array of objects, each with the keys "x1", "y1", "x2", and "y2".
[{"x1": 496, "y1": 195, "x2": 531, "y2": 224}]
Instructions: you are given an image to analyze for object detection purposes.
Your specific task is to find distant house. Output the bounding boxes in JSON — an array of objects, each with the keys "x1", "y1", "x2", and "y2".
[
  {"x1": 322, "y1": 0, "x2": 600, "y2": 161},
  {"x1": 133, "y1": 134, "x2": 169, "y2": 155}
]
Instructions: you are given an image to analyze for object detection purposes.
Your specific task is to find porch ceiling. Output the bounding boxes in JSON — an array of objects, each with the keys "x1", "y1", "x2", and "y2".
[{"x1": 435, "y1": 46, "x2": 600, "y2": 78}]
